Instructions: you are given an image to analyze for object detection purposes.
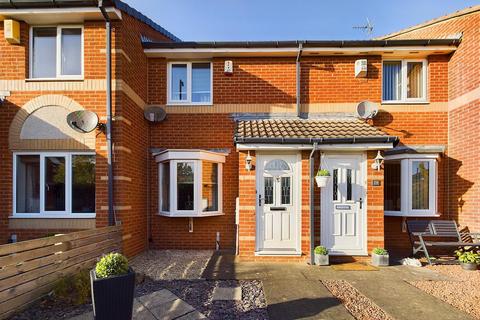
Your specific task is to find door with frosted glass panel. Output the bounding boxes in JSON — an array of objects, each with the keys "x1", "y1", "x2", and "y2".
[
  {"x1": 256, "y1": 154, "x2": 298, "y2": 253},
  {"x1": 321, "y1": 155, "x2": 366, "y2": 255}
]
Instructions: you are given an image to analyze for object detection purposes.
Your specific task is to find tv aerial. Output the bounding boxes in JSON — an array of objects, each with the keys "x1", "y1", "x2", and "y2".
[
  {"x1": 353, "y1": 18, "x2": 374, "y2": 37},
  {"x1": 67, "y1": 110, "x2": 104, "y2": 133}
]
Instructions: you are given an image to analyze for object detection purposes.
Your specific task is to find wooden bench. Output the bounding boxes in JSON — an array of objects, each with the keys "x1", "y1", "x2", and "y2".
[{"x1": 406, "y1": 220, "x2": 480, "y2": 265}]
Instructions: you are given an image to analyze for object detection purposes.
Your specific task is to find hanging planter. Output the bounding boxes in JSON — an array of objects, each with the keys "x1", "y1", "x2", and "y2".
[{"x1": 315, "y1": 169, "x2": 331, "y2": 188}]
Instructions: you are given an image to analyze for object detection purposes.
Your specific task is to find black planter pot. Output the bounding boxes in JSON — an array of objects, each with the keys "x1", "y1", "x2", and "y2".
[{"x1": 90, "y1": 268, "x2": 135, "y2": 320}]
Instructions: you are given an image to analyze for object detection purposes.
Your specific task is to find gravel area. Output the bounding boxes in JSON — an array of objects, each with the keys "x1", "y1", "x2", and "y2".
[
  {"x1": 322, "y1": 280, "x2": 393, "y2": 320},
  {"x1": 9, "y1": 295, "x2": 92, "y2": 320},
  {"x1": 137, "y1": 278, "x2": 268, "y2": 320},
  {"x1": 11, "y1": 250, "x2": 268, "y2": 320},
  {"x1": 409, "y1": 265, "x2": 480, "y2": 319},
  {"x1": 130, "y1": 250, "x2": 214, "y2": 280}
]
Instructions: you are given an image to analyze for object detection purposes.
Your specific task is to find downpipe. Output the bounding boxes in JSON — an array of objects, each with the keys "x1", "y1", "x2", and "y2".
[
  {"x1": 296, "y1": 43, "x2": 303, "y2": 118},
  {"x1": 99, "y1": 1, "x2": 115, "y2": 226},
  {"x1": 309, "y1": 143, "x2": 318, "y2": 265}
]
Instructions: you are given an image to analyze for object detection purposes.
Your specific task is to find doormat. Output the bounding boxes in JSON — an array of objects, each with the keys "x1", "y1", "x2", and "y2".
[{"x1": 331, "y1": 263, "x2": 379, "y2": 271}]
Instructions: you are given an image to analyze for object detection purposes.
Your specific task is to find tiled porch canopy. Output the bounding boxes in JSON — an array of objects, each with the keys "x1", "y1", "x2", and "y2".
[{"x1": 234, "y1": 118, "x2": 398, "y2": 145}]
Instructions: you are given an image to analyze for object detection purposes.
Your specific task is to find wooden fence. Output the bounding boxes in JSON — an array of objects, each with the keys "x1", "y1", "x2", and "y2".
[{"x1": 0, "y1": 226, "x2": 122, "y2": 319}]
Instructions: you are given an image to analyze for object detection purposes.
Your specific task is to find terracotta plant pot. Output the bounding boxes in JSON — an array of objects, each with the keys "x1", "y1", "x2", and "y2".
[
  {"x1": 314, "y1": 254, "x2": 329, "y2": 266},
  {"x1": 371, "y1": 253, "x2": 389, "y2": 267},
  {"x1": 460, "y1": 262, "x2": 478, "y2": 271},
  {"x1": 315, "y1": 175, "x2": 330, "y2": 188}
]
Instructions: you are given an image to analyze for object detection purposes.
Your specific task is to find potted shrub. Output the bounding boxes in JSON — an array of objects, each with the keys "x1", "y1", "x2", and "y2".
[
  {"x1": 90, "y1": 253, "x2": 135, "y2": 320},
  {"x1": 314, "y1": 246, "x2": 329, "y2": 266},
  {"x1": 371, "y1": 247, "x2": 389, "y2": 267},
  {"x1": 455, "y1": 248, "x2": 480, "y2": 271},
  {"x1": 315, "y1": 169, "x2": 330, "y2": 188}
]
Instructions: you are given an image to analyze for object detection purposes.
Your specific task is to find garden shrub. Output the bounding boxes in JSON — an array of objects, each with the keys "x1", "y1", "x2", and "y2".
[
  {"x1": 95, "y1": 252, "x2": 129, "y2": 279},
  {"x1": 53, "y1": 269, "x2": 91, "y2": 305}
]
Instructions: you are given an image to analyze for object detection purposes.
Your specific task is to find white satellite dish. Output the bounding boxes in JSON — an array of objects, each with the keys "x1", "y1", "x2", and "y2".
[
  {"x1": 67, "y1": 110, "x2": 99, "y2": 133},
  {"x1": 356, "y1": 101, "x2": 379, "y2": 119},
  {"x1": 144, "y1": 106, "x2": 167, "y2": 122}
]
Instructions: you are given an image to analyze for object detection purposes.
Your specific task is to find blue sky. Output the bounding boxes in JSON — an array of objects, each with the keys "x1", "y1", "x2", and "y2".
[{"x1": 122, "y1": 0, "x2": 479, "y2": 41}]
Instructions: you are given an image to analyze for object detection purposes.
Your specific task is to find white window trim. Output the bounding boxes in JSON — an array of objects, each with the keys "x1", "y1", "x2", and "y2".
[
  {"x1": 381, "y1": 59, "x2": 428, "y2": 104},
  {"x1": 384, "y1": 155, "x2": 438, "y2": 217},
  {"x1": 166, "y1": 61, "x2": 213, "y2": 106},
  {"x1": 156, "y1": 150, "x2": 224, "y2": 217},
  {"x1": 12, "y1": 151, "x2": 95, "y2": 219},
  {"x1": 29, "y1": 25, "x2": 84, "y2": 80}
]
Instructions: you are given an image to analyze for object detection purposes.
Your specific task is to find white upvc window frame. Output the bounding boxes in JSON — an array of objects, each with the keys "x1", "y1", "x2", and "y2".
[
  {"x1": 166, "y1": 61, "x2": 213, "y2": 105},
  {"x1": 156, "y1": 150, "x2": 224, "y2": 217},
  {"x1": 12, "y1": 151, "x2": 95, "y2": 219},
  {"x1": 29, "y1": 25, "x2": 84, "y2": 80},
  {"x1": 384, "y1": 154, "x2": 438, "y2": 217},
  {"x1": 382, "y1": 59, "x2": 428, "y2": 104}
]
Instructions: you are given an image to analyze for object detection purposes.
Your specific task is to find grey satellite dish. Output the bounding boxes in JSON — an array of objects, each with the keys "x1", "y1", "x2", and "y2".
[
  {"x1": 144, "y1": 106, "x2": 167, "y2": 122},
  {"x1": 356, "y1": 101, "x2": 379, "y2": 119},
  {"x1": 67, "y1": 110, "x2": 99, "y2": 133}
]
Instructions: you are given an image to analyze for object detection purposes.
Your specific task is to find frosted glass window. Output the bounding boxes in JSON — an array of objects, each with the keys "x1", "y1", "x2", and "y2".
[
  {"x1": 32, "y1": 27, "x2": 57, "y2": 78},
  {"x1": 61, "y1": 28, "x2": 82, "y2": 76},
  {"x1": 265, "y1": 159, "x2": 290, "y2": 171},
  {"x1": 192, "y1": 63, "x2": 211, "y2": 103}
]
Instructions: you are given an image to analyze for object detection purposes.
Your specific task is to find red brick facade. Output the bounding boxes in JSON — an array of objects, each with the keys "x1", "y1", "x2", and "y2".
[{"x1": 0, "y1": 4, "x2": 478, "y2": 261}]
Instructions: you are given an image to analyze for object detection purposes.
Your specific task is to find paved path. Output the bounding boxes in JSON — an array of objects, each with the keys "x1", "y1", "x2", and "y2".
[
  {"x1": 69, "y1": 289, "x2": 206, "y2": 320},
  {"x1": 203, "y1": 253, "x2": 473, "y2": 320}
]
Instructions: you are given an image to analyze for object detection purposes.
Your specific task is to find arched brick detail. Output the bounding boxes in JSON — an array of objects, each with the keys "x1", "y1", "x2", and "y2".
[{"x1": 9, "y1": 95, "x2": 96, "y2": 150}]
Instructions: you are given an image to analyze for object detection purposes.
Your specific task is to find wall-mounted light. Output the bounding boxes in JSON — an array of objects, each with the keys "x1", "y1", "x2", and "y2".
[
  {"x1": 0, "y1": 91, "x2": 10, "y2": 105},
  {"x1": 245, "y1": 151, "x2": 253, "y2": 171},
  {"x1": 371, "y1": 150, "x2": 385, "y2": 171}
]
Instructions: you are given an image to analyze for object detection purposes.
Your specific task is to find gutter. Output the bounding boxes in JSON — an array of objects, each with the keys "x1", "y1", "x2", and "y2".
[
  {"x1": 99, "y1": 0, "x2": 115, "y2": 226},
  {"x1": 234, "y1": 136, "x2": 399, "y2": 145},
  {"x1": 296, "y1": 43, "x2": 303, "y2": 118}
]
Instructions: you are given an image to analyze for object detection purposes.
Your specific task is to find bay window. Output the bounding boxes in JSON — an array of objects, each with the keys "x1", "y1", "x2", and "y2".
[
  {"x1": 156, "y1": 150, "x2": 225, "y2": 217},
  {"x1": 384, "y1": 155, "x2": 437, "y2": 216},
  {"x1": 13, "y1": 152, "x2": 95, "y2": 217},
  {"x1": 382, "y1": 60, "x2": 427, "y2": 103},
  {"x1": 167, "y1": 62, "x2": 212, "y2": 105},
  {"x1": 30, "y1": 26, "x2": 83, "y2": 79}
]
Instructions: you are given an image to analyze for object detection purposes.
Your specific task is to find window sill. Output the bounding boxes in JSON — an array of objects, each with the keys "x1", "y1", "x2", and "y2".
[
  {"x1": 166, "y1": 102, "x2": 213, "y2": 107},
  {"x1": 381, "y1": 101, "x2": 430, "y2": 105},
  {"x1": 26, "y1": 77, "x2": 84, "y2": 82},
  {"x1": 10, "y1": 213, "x2": 96, "y2": 219},
  {"x1": 157, "y1": 211, "x2": 224, "y2": 218},
  {"x1": 384, "y1": 211, "x2": 440, "y2": 217}
]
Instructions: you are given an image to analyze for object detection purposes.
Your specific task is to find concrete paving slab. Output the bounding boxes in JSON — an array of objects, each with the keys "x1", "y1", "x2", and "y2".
[
  {"x1": 263, "y1": 279, "x2": 354, "y2": 320},
  {"x1": 133, "y1": 300, "x2": 157, "y2": 320},
  {"x1": 137, "y1": 289, "x2": 178, "y2": 308},
  {"x1": 175, "y1": 310, "x2": 208, "y2": 319},
  {"x1": 148, "y1": 298, "x2": 196, "y2": 320},
  {"x1": 212, "y1": 286, "x2": 242, "y2": 300}
]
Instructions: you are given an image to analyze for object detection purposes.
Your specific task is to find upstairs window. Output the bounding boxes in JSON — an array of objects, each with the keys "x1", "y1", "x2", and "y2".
[
  {"x1": 156, "y1": 150, "x2": 225, "y2": 217},
  {"x1": 384, "y1": 155, "x2": 437, "y2": 217},
  {"x1": 30, "y1": 26, "x2": 83, "y2": 79},
  {"x1": 14, "y1": 152, "x2": 95, "y2": 217},
  {"x1": 382, "y1": 60, "x2": 427, "y2": 103},
  {"x1": 167, "y1": 62, "x2": 212, "y2": 105}
]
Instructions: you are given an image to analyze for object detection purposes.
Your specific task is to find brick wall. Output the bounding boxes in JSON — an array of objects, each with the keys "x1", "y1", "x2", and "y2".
[
  {"x1": 385, "y1": 9, "x2": 480, "y2": 238},
  {"x1": 148, "y1": 114, "x2": 237, "y2": 250}
]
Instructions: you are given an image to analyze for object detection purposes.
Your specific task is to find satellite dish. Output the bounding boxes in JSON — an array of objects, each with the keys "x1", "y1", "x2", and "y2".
[
  {"x1": 144, "y1": 106, "x2": 167, "y2": 122},
  {"x1": 356, "y1": 101, "x2": 379, "y2": 119},
  {"x1": 67, "y1": 110, "x2": 99, "y2": 133}
]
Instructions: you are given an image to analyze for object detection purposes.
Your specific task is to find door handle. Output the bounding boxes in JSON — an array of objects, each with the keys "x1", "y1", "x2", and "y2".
[
  {"x1": 258, "y1": 194, "x2": 263, "y2": 207},
  {"x1": 358, "y1": 198, "x2": 363, "y2": 209}
]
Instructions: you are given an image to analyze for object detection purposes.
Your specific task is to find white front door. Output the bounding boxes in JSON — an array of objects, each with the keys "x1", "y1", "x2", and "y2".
[
  {"x1": 256, "y1": 153, "x2": 301, "y2": 254},
  {"x1": 321, "y1": 154, "x2": 367, "y2": 255}
]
